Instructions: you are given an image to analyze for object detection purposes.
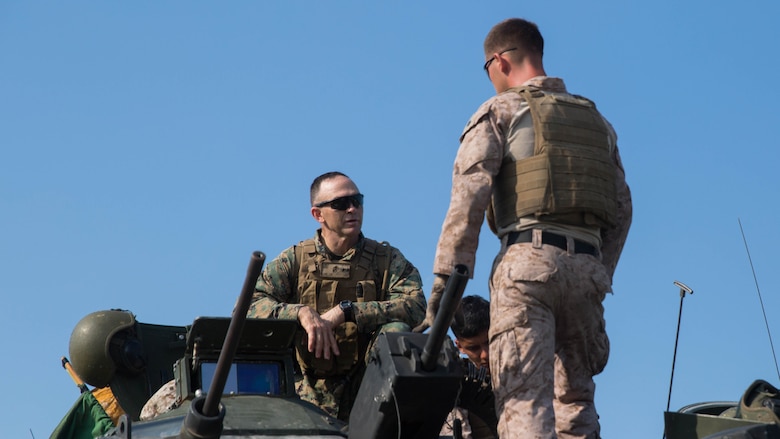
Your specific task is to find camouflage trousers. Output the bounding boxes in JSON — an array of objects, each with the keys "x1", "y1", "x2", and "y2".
[
  {"x1": 296, "y1": 365, "x2": 364, "y2": 421},
  {"x1": 440, "y1": 407, "x2": 473, "y2": 439},
  {"x1": 488, "y1": 237, "x2": 611, "y2": 439},
  {"x1": 296, "y1": 321, "x2": 411, "y2": 421}
]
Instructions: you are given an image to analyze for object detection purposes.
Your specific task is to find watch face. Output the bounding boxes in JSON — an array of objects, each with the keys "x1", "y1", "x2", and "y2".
[{"x1": 340, "y1": 301, "x2": 354, "y2": 321}]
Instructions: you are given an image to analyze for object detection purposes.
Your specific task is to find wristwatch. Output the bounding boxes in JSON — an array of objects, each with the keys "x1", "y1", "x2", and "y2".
[{"x1": 339, "y1": 300, "x2": 355, "y2": 323}]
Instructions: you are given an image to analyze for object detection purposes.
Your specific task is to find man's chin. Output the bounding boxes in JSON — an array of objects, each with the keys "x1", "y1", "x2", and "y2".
[{"x1": 342, "y1": 223, "x2": 362, "y2": 234}]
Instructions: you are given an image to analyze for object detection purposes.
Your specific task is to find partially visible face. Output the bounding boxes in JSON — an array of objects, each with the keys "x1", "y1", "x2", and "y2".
[
  {"x1": 455, "y1": 330, "x2": 490, "y2": 370},
  {"x1": 311, "y1": 175, "x2": 363, "y2": 241}
]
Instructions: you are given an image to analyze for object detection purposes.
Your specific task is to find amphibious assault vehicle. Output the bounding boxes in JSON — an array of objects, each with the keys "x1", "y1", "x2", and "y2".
[
  {"x1": 661, "y1": 281, "x2": 780, "y2": 439},
  {"x1": 55, "y1": 250, "x2": 780, "y2": 438},
  {"x1": 55, "y1": 252, "x2": 496, "y2": 439}
]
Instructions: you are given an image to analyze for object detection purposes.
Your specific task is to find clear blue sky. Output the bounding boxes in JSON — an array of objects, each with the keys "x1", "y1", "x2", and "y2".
[{"x1": 3, "y1": 2, "x2": 780, "y2": 438}]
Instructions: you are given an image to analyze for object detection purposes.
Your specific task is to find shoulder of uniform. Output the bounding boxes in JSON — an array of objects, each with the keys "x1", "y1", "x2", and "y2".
[
  {"x1": 462, "y1": 93, "x2": 524, "y2": 138},
  {"x1": 289, "y1": 239, "x2": 316, "y2": 269},
  {"x1": 265, "y1": 245, "x2": 297, "y2": 266},
  {"x1": 294, "y1": 239, "x2": 316, "y2": 253},
  {"x1": 507, "y1": 85, "x2": 543, "y2": 97},
  {"x1": 360, "y1": 237, "x2": 389, "y2": 254},
  {"x1": 461, "y1": 100, "x2": 492, "y2": 139},
  {"x1": 569, "y1": 92, "x2": 598, "y2": 108}
]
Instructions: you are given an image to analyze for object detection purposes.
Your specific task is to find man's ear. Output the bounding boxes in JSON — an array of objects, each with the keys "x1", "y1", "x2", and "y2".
[
  {"x1": 497, "y1": 53, "x2": 513, "y2": 75},
  {"x1": 454, "y1": 338, "x2": 464, "y2": 354},
  {"x1": 311, "y1": 206, "x2": 324, "y2": 223}
]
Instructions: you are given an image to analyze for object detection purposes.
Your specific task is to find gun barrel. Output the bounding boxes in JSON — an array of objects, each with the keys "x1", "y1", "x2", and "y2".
[
  {"x1": 202, "y1": 250, "x2": 265, "y2": 416},
  {"x1": 179, "y1": 251, "x2": 265, "y2": 439},
  {"x1": 421, "y1": 264, "x2": 469, "y2": 371}
]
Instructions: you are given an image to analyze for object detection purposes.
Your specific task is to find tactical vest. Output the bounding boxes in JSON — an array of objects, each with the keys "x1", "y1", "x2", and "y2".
[
  {"x1": 492, "y1": 86, "x2": 618, "y2": 230},
  {"x1": 293, "y1": 238, "x2": 390, "y2": 376}
]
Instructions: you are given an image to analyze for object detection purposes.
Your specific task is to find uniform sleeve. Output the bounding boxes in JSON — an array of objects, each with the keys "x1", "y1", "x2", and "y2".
[
  {"x1": 433, "y1": 100, "x2": 505, "y2": 277},
  {"x1": 600, "y1": 144, "x2": 632, "y2": 280},
  {"x1": 353, "y1": 247, "x2": 427, "y2": 333},
  {"x1": 248, "y1": 247, "x2": 305, "y2": 321}
]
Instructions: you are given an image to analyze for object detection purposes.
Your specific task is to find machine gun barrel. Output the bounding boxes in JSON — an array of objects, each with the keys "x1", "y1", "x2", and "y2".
[
  {"x1": 421, "y1": 264, "x2": 469, "y2": 372},
  {"x1": 179, "y1": 250, "x2": 266, "y2": 439}
]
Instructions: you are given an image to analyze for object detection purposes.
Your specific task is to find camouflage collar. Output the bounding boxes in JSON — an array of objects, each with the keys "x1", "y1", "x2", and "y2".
[
  {"x1": 522, "y1": 76, "x2": 567, "y2": 93},
  {"x1": 313, "y1": 229, "x2": 364, "y2": 260}
]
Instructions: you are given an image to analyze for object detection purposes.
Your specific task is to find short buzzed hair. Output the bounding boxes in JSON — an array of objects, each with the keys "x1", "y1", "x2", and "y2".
[
  {"x1": 451, "y1": 295, "x2": 490, "y2": 339},
  {"x1": 483, "y1": 18, "x2": 544, "y2": 60},
  {"x1": 310, "y1": 171, "x2": 349, "y2": 205}
]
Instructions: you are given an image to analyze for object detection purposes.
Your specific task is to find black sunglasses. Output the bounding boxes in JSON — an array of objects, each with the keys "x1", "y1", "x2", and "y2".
[
  {"x1": 315, "y1": 193, "x2": 364, "y2": 211},
  {"x1": 483, "y1": 47, "x2": 518, "y2": 77}
]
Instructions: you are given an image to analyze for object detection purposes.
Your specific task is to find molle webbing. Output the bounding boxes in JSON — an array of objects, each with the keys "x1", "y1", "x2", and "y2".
[
  {"x1": 294, "y1": 241, "x2": 319, "y2": 309},
  {"x1": 294, "y1": 239, "x2": 389, "y2": 308},
  {"x1": 494, "y1": 87, "x2": 618, "y2": 229},
  {"x1": 292, "y1": 238, "x2": 390, "y2": 376}
]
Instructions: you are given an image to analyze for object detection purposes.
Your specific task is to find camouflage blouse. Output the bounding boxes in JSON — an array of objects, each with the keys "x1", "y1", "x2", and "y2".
[{"x1": 249, "y1": 231, "x2": 426, "y2": 334}]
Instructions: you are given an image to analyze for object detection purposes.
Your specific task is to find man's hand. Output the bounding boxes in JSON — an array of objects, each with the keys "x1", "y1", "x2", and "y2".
[
  {"x1": 413, "y1": 274, "x2": 448, "y2": 333},
  {"x1": 297, "y1": 306, "x2": 343, "y2": 360}
]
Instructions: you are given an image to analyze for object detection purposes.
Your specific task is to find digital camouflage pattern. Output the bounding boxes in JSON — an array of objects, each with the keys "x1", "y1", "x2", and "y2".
[
  {"x1": 249, "y1": 231, "x2": 426, "y2": 419},
  {"x1": 294, "y1": 320, "x2": 411, "y2": 420},
  {"x1": 250, "y1": 232, "x2": 426, "y2": 334},
  {"x1": 440, "y1": 406, "x2": 497, "y2": 439},
  {"x1": 140, "y1": 379, "x2": 177, "y2": 421},
  {"x1": 490, "y1": 244, "x2": 611, "y2": 439},
  {"x1": 440, "y1": 407, "x2": 472, "y2": 438},
  {"x1": 434, "y1": 76, "x2": 632, "y2": 439}
]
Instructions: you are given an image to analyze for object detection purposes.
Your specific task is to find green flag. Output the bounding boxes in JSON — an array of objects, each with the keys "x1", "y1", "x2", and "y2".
[{"x1": 50, "y1": 390, "x2": 114, "y2": 439}]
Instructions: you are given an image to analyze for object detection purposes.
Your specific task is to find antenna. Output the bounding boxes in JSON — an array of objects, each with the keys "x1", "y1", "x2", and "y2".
[
  {"x1": 666, "y1": 280, "x2": 694, "y2": 412},
  {"x1": 673, "y1": 281, "x2": 692, "y2": 295},
  {"x1": 738, "y1": 218, "x2": 780, "y2": 382}
]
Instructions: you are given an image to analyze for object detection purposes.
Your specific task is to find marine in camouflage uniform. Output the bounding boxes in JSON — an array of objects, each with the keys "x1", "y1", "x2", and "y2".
[
  {"x1": 427, "y1": 19, "x2": 632, "y2": 439},
  {"x1": 248, "y1": 171, "x2": 426, "y2": 421}
]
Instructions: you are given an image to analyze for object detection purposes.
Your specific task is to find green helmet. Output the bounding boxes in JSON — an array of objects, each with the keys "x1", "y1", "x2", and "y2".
[{"x1": 69, "y1": 309, "x2": 144, "y2": 387}]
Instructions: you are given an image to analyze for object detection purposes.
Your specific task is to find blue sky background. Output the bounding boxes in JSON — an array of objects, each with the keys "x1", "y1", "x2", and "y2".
[{"x1": 2, "y1": 2, "x2": 780, "y2": 438}]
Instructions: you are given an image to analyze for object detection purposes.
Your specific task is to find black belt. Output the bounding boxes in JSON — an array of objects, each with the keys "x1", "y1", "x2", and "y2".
[{"x1": 506, "y1": 230, "x2": 597, "y2": 256}]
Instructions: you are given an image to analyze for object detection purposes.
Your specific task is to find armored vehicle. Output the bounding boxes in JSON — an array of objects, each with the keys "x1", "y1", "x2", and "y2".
[
  {"x1": 55, "y1": 252, "x2": 495, "y2": 439},
  {"x1": 664, "y1": 394, "x2": 780, "y2": 439},
  {"x1": 661, "y1": 282, "x2": 780, "y2": 439},
  {"x1": 55, "y1": 250, "x2": 780, "y2": 439}
]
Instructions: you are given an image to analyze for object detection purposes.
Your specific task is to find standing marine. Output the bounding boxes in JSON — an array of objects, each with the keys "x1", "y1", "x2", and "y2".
[{"x1": 423, "y1": 18, "x2": 632, "y2": 439}]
